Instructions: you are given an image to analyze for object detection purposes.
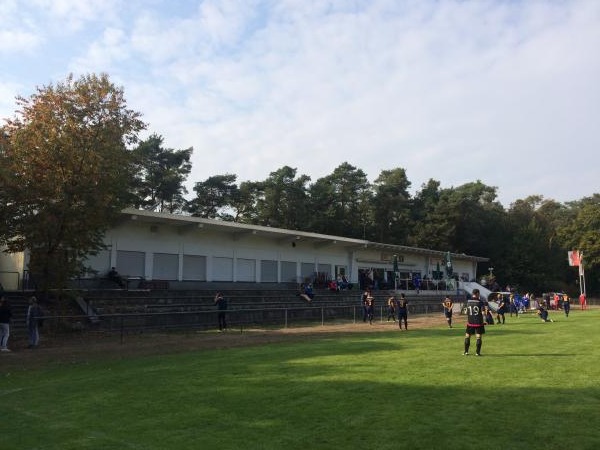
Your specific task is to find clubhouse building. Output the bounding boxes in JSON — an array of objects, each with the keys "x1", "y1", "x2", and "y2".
[{"x1": 0, "y1": 208, "x2": 488, "y2": 291}]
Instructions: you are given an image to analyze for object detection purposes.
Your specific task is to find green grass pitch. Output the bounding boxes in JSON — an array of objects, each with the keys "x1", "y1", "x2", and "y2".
[{"x1": 2, "y1": 309, "x2": 599, "y2": 449}]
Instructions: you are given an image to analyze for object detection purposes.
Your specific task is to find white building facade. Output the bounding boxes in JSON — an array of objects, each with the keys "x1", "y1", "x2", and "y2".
[{"x1": 0, "y1": 208, "x2": 488, "y2": 290}]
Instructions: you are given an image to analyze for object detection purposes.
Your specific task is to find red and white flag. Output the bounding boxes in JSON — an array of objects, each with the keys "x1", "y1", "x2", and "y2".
[{"x1": 568, "y1": 250, "x2": 581, "y2": 267}]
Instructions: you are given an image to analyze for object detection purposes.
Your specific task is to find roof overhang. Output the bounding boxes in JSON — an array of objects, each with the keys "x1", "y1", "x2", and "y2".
[{"x1": 118, "y1": 208, "x2": 489, "y2": 262}]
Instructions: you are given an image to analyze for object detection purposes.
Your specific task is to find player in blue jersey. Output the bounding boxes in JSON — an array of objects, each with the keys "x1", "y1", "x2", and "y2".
[{"x1": 464, "y1": 289, "x2": 485, "y2": 356}]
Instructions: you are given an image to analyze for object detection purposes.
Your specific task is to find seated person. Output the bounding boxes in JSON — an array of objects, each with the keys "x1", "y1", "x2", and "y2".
[
  {"x1": 304, "y1": 283, "x2": 314, "y2": 299},
  {"x1": 107, "y1": 267, "x2": 125, "y2": 287},
  {"x1": 298, "y1": 283, "x2": 314, "y2": 303},
  {"x1": 336, "y1": 274, "x2": 349, "y2": 290}
]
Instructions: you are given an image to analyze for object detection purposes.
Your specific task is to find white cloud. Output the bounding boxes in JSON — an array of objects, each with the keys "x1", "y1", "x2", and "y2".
[
  {"x1": 0, "y1": 29, "x2": 40, "y2": 53},
  {"x1": 1, "y1": 0, "x2": 599, "y2": 206}
]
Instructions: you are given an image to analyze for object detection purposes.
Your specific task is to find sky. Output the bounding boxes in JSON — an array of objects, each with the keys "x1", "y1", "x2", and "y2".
[{"x1": 1, "y1": 0, "x2": 599, "y2": 208}]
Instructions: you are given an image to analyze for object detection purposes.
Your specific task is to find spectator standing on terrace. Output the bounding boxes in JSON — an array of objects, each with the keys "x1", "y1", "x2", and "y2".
[
  {"x1": 214, "y1": 292, "x2": 228, "y2": 331},
  {"x1": 463, "y1": 288, "x2": 485, "y2": 356},
  {"x1": 397, "y1": 293, "x2": 408, "y2": 330},
  {"x1": 0, "y1": 296, "x2": 12, "y2": 352},
  {"x1": 412, "y1": 274, "x2": 421, "y2": 294},
  {"x1": 442, "y1": 295, "x2": 453, "y2": 328}
]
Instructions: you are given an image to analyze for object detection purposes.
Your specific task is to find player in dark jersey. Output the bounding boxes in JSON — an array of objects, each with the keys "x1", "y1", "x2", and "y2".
[
  {"x1": 562, "y1": 294, "x2": 570, "y2": 317},
  {"x1": 366, "y1": 292, "x2": 375, "y2": 325},
  {"x1": 464, "y1": 289, "x2": 485, "y2": 356},
  {"x1": 361, "y1": 288, "x2": 370, "y2": 322},
  {"x1": 397, "y1": 293, "x2": 408, "y2": 330},
  {"x1": 442, "y1": 295, "x2": 453, "y2": 328},
  {"x1": 495, "y1": 293, "x2": 507, "y2": 324}
]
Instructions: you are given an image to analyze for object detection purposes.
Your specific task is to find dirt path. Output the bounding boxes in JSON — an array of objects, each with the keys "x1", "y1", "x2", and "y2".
[{"x1": 1, "y1": 313, "x2": 455, "y2": 371}]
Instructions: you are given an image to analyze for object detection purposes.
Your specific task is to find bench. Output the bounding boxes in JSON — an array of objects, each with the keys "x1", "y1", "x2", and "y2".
[{"x1": 138, "y1": 280, "x2": 170, "y2": 290}]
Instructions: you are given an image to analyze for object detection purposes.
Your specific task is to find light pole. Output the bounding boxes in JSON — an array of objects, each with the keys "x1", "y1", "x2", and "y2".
[
  {"x1": 393, "y1": 255, "x2": 399, "y2": 291},
  {"x1": 488, "y1": 267, "x2": 494, "y2": 277}
]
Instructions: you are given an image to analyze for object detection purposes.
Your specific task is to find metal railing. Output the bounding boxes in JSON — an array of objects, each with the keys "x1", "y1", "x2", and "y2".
[{"x1": 23, "y1": 302, "x2": 448, "y2": 345}]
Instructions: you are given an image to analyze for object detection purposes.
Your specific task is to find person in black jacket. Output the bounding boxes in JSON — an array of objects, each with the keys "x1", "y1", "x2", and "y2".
[
  {"x1": 214, "y1": 292, "x2": 228, "y2": 331},
  {"x1": 0, "y1": 296, "x2": 12, "y2": 352},
  {"x1": 26, "y1": 296, "x2": 43, "y2": 348}
]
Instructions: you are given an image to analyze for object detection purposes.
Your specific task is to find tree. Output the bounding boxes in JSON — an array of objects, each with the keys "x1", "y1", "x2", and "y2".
[
  {"x1": 186, "y1": 174, "x2": 240, "y2": 220},
  {"x1": 498, "y1": 196, "x2": 566, "y2": 292},
  {"x1": 231, "y1": 180, "x2": 263, "y2": 223},
  {"x1": 0, "y1": 73, "x2": 145, "y2": 294},
  {"x1": 254, "y1": 166, "x2": 311, "y2": 230},
  {"x1": 408, "y1": 179, "x2": 442, "y2": 247},
  {"x1": 308, "y1": 163, "x2": 372, "y2": 238},
  {"x1": 408, "y1": 181, "x2": 504, "y2": 256},
  {"x1": 131, "y1": 134, "x2": 192, "y2": 213},
  {"x1": 372, "y1": 168, "x2": 412, "y2": 244},
  {"x1": 556, "y1": 195, "x2": 600, "y2": 293}
]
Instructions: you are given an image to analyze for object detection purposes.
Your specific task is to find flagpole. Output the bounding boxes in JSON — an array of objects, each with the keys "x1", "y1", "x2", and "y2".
[{"x1": 580, "y1": 252, "x2": 586, "y2": 297}]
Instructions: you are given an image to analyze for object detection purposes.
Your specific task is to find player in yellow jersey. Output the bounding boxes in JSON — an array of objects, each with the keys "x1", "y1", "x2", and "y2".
[{"x1": 442, "y1": 296, "x2": 453, "y2": 328}]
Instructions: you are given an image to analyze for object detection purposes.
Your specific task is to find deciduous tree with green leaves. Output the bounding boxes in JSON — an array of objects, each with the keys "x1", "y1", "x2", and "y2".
[
  {"x1": 556, "y1": 195, "x2": 600, "y2": 293},
  {"x1": 497, "y1": 196, "x2": 567, "y2": 293},
  {"x1": 0, "y1": 73, "x2": 145, "y2": 294}
]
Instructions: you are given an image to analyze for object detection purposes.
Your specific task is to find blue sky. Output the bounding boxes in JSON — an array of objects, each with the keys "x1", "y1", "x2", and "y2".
[{"x1": 2, "y1": 0, "x2": 599, "y2": 207}]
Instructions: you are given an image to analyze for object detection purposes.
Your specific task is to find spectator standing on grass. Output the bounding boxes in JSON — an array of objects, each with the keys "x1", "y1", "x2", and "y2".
[
  {"x1": 496, "y1": 293, "x2": 507, "y2": 324},
  {"x1": 464, "y1": 288, "x2": 485, "y2": 356},
  {"x1": 579, "y1": 293, "x2": 587, "y2": 310},
  {"x1": 397, "y1": 293, "x2": 408, "y2": 330},
  {"x1": 0, "y1": 296, "x2": 12, "y2": 352},
  {"x1": 26, "y1": 296, "x2": 43, "y2": 348},
  {"x1": 214, "y1": 292, "x2": 228, "y2": 331},
  {"x1": 509, "y1": 294, "x2": 519, "y2": 317},
  {"x1": 562, "y1": 294, "x2": 571, "y2": 317},
  {"x1": 484, "y1": 301, "x2": 495, "y2": 325},
  {"x1": 442, "y1": 295, "x2": 453, "y2": 328}
]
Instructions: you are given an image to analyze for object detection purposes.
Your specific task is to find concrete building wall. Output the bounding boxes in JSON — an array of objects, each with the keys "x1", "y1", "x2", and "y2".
[{"x1": 1, "y1": 210, "x2": 486, "y2": 290}]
